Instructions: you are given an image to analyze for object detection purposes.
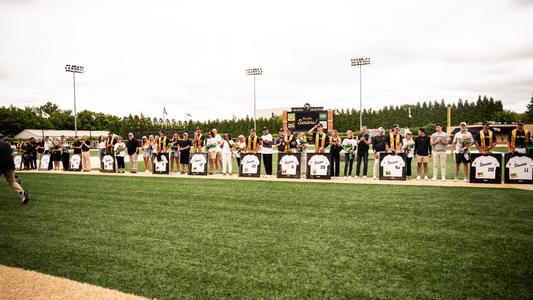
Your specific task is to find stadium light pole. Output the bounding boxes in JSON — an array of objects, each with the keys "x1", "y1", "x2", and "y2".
[
  {"x1": 65, "y1": 64, "x2": 84, "y2": 136},
  {"x1": 246, "y1": 68, "x2": 262, "y2": 131},
  {"x1": 351, "y1": 58, "x2": 370, "y2": 129}
]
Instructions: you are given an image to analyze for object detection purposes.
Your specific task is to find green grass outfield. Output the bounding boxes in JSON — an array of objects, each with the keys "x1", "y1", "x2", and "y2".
[{"x1": 1, "y1": 173, "x2": 532, "y2": 299}]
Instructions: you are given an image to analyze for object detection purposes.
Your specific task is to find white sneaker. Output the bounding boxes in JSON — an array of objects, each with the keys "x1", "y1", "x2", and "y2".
[
  {"x1": 464, "y1": 178, "x2": 469, "y2": 182},
  {"x1": 432, "y1": 177, "x2": 437, "y2": 181},
  {"x1": 454, "y1": 177, "x2": 458, "y2": 182},
  {"x1": 424, "y1": 176, "x2": 429, "y2": 180},
  {"x1": 372, "y1": 176, "x2": 377, "y2": 180},
  {"x1": 363, "y1": 176, "x2": 367, "y2": 179},
  {"x1": 354, "y1": 175, "x2": 359, "y2": 179},
  {"x1": 442, "y1": 177, "x2": 446, "y2": 182},
  {"x1": 416, "y1": 176, "x2": 421, "y2": 180}
]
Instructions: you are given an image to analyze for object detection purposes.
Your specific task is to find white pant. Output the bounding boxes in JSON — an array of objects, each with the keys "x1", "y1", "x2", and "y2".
[
  {"x1": 432, "y1": 151, "x2": 446, "y2": 178},
  {"x1": 222, "y1": 152, "x2": 232, "y2": 174}
]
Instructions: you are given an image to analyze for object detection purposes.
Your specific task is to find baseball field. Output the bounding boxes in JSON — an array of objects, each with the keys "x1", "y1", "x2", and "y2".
[{"x1": 1, "y1": 172, "x2": 532, "y2": 299}]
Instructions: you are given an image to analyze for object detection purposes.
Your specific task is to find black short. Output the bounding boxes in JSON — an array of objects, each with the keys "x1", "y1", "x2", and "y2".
[
  {"x1": 180, "y1": 154, "x2": 190, "y2": 165},
  {"x1": 455, "y1": 153, "x2": 469, "y2": 164}
]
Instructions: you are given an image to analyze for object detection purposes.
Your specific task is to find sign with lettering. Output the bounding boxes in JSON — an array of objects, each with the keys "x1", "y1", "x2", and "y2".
[
  {"x1": 287, "y1": 111, "x2": 328, "y2": 132},
  {"x1": 469, "y1": 153, "x2": 502, "y2": 184},
  {"x1": 379, "y1": 152, "x2": 406, "y2": 180},
  {"x1": 504, "y1": 153, "x2": 532, "y2": 184}
]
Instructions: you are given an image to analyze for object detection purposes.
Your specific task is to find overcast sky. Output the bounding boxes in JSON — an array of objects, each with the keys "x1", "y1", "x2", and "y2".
[{"x1": 1, "y1": 0, "x2": 532, "y2": 121}]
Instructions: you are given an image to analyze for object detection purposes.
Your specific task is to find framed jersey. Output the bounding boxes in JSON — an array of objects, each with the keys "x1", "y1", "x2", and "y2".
[
  {"x1": 13, "y1": 154, "x2": 22, "y2": 171},
  {"x1": 469, "y1": 153, "x2": 502, "y2": 184},
  {"x1": 504, "y1": 153, "x2": 532, "y2": 184},
  {"x1": 306, "y1": 153, "x2": 331, "y2": 179},
  {"x1": 189, "y1": 153, "x2": 208, "y2": 176},
  {"x1": 379, "y1": 152, "x2": 406, "y2": 180},
  {"x1": 239, "y1": 153, "x2": 261, "y2": 177},
  {"x1": 153, "y1": 153, "x2": 170, "y2": 174},
  {"x1": 69, "y1": 154, "x2": 82, "y2": 172},
  {"x1": 101, "y1": 154, "x2": 116, "y2": 173},
  {"x1": 277, "y1": 153, "x2": 301, "y2": 179},
  {"x1": 39, "y1": 154, "x2": 51, "y2": 171}
]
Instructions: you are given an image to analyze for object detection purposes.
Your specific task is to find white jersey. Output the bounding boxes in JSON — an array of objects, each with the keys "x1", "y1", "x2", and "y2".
[
  {"x1": 505, "y1": 156, "x2": 533, "y2": 181},
  {"x1": 69, "y1": 154, "x2": 81, "y2": 170},
  {"x1": 241, "y1": 154, "x2": 260, "y2": 174},
  {"x1": 190, "y1": 154, "x2": 207, "y2": 173},
  {"x1": 102, "y1": 155, "x2": 115, "y2": 171},
  {"x1": 471, "y1": 155, "x2": 500, "y2": 179},
  {"x1": 261, "y1": 134, "x2": 273, "y2": 154},
  {"x1": 39, "y1": 154, "x2": 50, "y2": 169},
  {"x1": 308, "y1": 154, "x2": 330, "y2": 176},
  {"x1": 279, "y1": 155, "x2": 299, "y2": 176},
  {"x1": 380, "y1": 155, "x2": 405, "y2": 177},
  {"x1": 13, "y1": 155, "x2": 22, "y2": 169},
  {"x1": 154, "y1": 154, "x2": 168, "y2": 172}
]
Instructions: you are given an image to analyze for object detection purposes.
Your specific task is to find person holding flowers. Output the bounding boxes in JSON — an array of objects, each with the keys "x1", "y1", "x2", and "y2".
[
  {"x1": 451, "y1": 122, "x2": 474, "y2": 182},
  {"x1": 206, "y1": 131, "x2": 218, "y2": 174},
  {"x1": 50, "y1": 139, "x2": 61, "y2": 170},
  {"x1": 297, "y1": 131, "x2": 308, "y2": 176},
  {"x1": 114, "y1": 136, "x2": 127, "y2": 173},
  {"x1": 60, "y1": 138, "x2": 71, "y2": 171},
  {"x1": 342, "y1": 130, "x2": 357, "y2": 178},
  {"x1": 401, "y1": 130, "x2": 416, "y2": 180}
]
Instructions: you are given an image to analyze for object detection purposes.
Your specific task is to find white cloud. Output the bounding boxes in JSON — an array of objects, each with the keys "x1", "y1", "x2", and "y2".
[{"x1": 0, "y1": 0, "x2": 532, "y2": 122}]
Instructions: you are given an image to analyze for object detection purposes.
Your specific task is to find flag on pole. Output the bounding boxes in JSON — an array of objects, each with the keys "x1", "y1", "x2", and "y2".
[
  {"x1": 41, "y1": 111, "x2": 50, "y2": 119},
  {"x1": 163, "y1": 107, "x2": 168, "y2": 116}
]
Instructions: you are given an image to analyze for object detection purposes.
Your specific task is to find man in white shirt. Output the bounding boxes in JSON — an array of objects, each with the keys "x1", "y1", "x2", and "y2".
[
  {"x1": 430, "y1": 123, "x2": 448, "y2": 181},
  {"x1": 451, "y1": 122, "x2": 474, "y2": 182},
  {"x1": 261, "y1": 127, "x2": 273, "y2": 177}
]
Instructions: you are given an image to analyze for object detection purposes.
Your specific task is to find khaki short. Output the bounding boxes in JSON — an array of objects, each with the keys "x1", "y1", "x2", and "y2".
[{"x1": 416, "y1": 155, "x2": 429, "y2": 163}]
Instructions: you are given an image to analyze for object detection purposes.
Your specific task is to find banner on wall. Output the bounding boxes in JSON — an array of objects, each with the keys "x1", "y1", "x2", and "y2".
[
  {"x1": 469, "y1": 153, "x2": 502, "y2": 184},
  {"x1": 153, "y1": 153, "x2": 170, "y2": 174},
  {"x1": 189, "y1": 153, "x2": 208, "y2": 176},
  {"x1": 306, "y1": 153, "x2": 331, "y2": 179},
  {"x1": 39, "y1": 154, "x2": 51, "y2": 171},
  {"x1": 239, "y1": 153, "x2": 261, "y2": 177},
  {"x1": 69, "y1": 154, "x2": 82, "y2": 172},
  {"x1": 277, "y1": 152, "x2": 301, "y2": 179},
  {"x1": 101, "y1": 155, "x2": 116, "y2": 173},
  {"x1": 379, "y1": 152, "x2": 406, "y2": 181},
  {"x1": 504, "y1": 153, "x2": 532, "y2": 184}
]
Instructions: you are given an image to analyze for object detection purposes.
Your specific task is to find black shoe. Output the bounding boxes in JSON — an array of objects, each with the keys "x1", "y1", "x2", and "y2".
[{"x1": 21, "y1": 191, "x2": 29, "y2": 205}]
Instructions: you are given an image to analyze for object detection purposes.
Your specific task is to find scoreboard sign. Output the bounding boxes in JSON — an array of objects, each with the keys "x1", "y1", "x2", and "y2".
[{"x1": 287, "y1": 111, "x2": 328, "y2": 132}]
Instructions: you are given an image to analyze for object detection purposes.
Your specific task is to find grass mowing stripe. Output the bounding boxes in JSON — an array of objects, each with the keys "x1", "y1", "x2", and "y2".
[{"x1": 0, "y1": 173, "x2": 532, "y2": 299}]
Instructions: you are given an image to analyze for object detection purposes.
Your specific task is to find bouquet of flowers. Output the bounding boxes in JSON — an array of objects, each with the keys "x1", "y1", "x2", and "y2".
[
  {"x1": 62, "y1": 144, "x2": 71, "y2": 152},
  {"x1": 405, "y1": 140, "x2": 415, "y2": 150},
  {"x1": 457, "y1": 134, "x2": 470, "y2": 153},
  {"x1": 115, "y1": 144, "x2": 126, "y2": 155},
  {"x1": 296, "y1": 136, "x2": 307, "y2": 153}
]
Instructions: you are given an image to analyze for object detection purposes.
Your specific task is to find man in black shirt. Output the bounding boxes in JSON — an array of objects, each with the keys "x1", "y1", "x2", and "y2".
[
  {"x1": 371, "y1": 127, "x2": 386, "y2": 180},
  {"x1": 414, "y1": 128, "x2": 431, "y2": 180},
  {"x1": 179, "y1": 132, "x2": 192, "y2": 174},
  {"x1": 0, "y1": 134, "x2": 29, "y2": 204},
  {"x1": 508, "y1": 121, "x2": 530, "y2": 154},
  {"x1": 356, "y1": 126, "x2": 371, "y2": 178},
  {"x1": 28, "y1": 138, "x2": 37, "y2": 169},
  {"x1": 126, "y1": 133, "x2": 139, "y2": 173},
  {"x1": 385, "y1": 124, "x2": 403, "y2": 153}
]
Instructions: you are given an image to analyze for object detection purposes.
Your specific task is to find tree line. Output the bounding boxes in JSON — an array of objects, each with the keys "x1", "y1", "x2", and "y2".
[{"x1": 1, "y1": 95, "x2": 531, "y2": 139}]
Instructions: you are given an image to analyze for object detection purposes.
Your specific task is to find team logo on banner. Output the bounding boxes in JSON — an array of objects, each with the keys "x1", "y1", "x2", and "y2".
[
  {"x1": 469, "y1": 153, "x2": 502, "y2": 184},
  {"x1": 39, "y1": 154, "x2": 51, "y2": 171},
  {"x1": 13, "y1": 154, "x2": 22, "y2": 171},
  {"x1": 239, "y1": 153, "x2": 261, "y2": 177},
  {"x1": 189, "y1": 153, "x2": 208, "y2": 175},
  {"x1": 379, "y1": 152, "x2": 406, "y2": 180},
  {"x1": 504, "y1": 153, "x2": 533, "y2": 184},
  {"x1": 102, "y1": 155, "x2": 115, "y2": 173},
  {"x1": 277, "y1": 153, "x2": 301, "y2": 179},
  {"x1": 69, "y1": 154, "x2": 82, "y2": 171},
  {"x1": 306, "y1": 153, "x2": 331, "y2": 179}
]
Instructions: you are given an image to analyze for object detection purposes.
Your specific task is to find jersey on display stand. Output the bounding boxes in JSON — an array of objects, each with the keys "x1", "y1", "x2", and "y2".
[
  {"x1": 13, "y1": 154, "x2": 22, "y2": 171},
  {"x1": 504, "y1": 153, "x2": 533, "y2": 184},
  {"x1": 239, "y1": 153, "x2": 261, "y2": 177},
  {"x1": 379, "y1": 152, "x2": 406, "y2": 181},
  {"x1": 306, "y1": 153, "x2": 331, "y2": 179},
  {"x1": 69, "y1": 154, "x2": 82, "y2": 172},
  {"x1": 469, "y1": 153, "x2": 502, "y2": 184},
  {"x1": 39, "y1": 154, "x2": 51, "y2": 171},
  {"x1": 189, "y1": 153, "x2": 208, "y2": 176},
  {"x1": 153, "y1": 153, "x2": 170, "y2": 174},
  {"x1": 277, "y1": 153, "x2": 301, "y2": 179},
  {"x1": 101, "y1": 154, "x2": 116, "y2": 173}
]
